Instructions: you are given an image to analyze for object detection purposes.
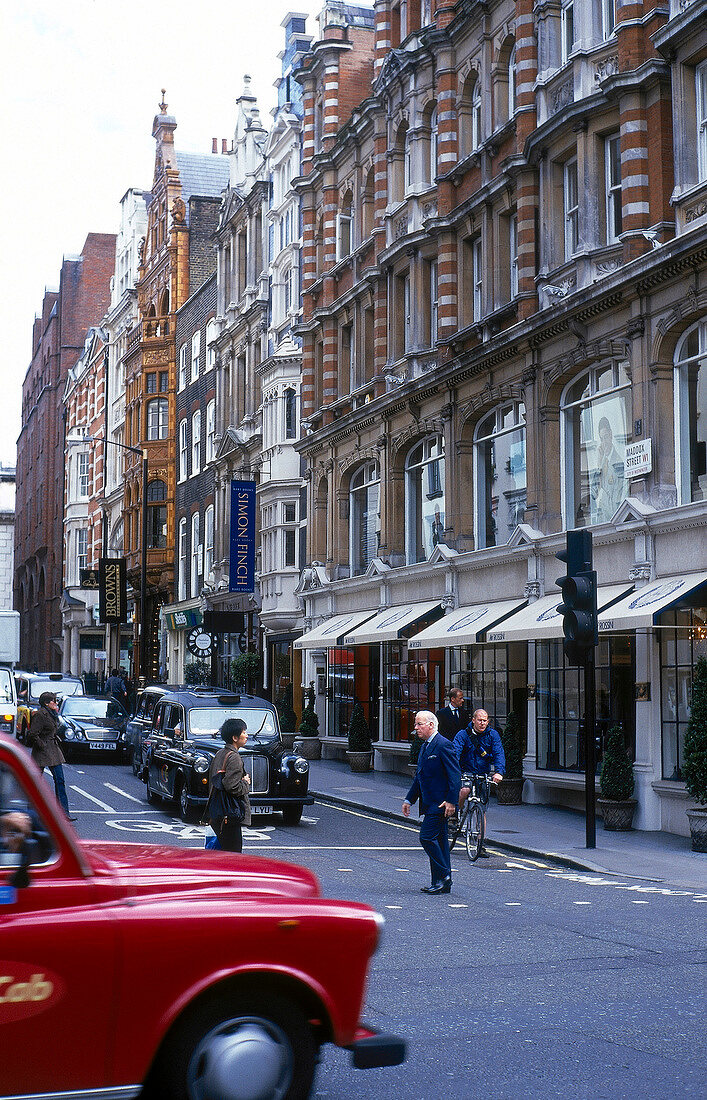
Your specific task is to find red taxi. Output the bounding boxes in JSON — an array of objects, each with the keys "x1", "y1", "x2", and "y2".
[{"x1": 0, "y1": 735, "x2": 405, "y2": 1099}]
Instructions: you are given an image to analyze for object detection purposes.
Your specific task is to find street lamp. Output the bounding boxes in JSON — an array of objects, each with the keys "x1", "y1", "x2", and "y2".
[{"x1": 66, "y1": 434, "x2": 148, "y2": 680}]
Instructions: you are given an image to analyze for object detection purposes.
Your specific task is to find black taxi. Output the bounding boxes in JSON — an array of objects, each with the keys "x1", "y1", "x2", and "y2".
[{"x1": 143, "y1": 687, "x2": 313, "y2": 824}]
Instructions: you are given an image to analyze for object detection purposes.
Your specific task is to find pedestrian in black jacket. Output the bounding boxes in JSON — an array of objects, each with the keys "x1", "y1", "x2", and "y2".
[
  {"x1": 436, "y1": 689, "x2": 470, "y2": 740},
  {"x1": 28, "y1": 692, "x2": 75, "y2": 820}
]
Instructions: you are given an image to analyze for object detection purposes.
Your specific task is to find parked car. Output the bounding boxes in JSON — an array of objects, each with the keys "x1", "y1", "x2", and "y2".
[
  {"x1": 144, "y1": 686, "x2": 314, "y2": 824},
  {"x1": 125, "y1": 683, "x2": 177, "y2": 776},
  {"x1": 56, "y1": 695, "x2": 130, "y2": 761},
  {"x1": 0, "y1": 733, "x2": 405, "y2": 1098},
  {"x1": 15, "y1": 672, "x2": 85, "y2": 742}
]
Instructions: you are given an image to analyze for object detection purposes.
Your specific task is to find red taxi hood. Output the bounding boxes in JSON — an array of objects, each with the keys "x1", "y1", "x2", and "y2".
[{"x1": 79, "y1": 841, "x2": 322, "y2": 901}]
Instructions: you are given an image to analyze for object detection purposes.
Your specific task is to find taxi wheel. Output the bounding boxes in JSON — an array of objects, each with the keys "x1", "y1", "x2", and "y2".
[
  {"x1": 146, "y1": 781, "x2": 160, "y2": 805},
  {"x1": 131, "y1": 753, "x2": 142, "y2": 777},
  {"x1": 148, "y1": 990, "x2": 317, "y2": 1100},
  {"x1": 282, "y1": 805, "x2": 303, "y2": 826},
  {"x1": 179, "y1": 780, "x2": 195, "y2": 822}
]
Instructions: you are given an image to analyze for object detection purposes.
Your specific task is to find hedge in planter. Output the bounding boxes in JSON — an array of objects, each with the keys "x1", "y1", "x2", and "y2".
[
  {"x1": 279, "y1": 682, "x2": 298, "y2": 733},
  {"x1": 347, "y1": 701, "x2": 372, "y2": 753},
  {"x1": 497, "y1": 711, "x2": 524, "y2": 805},
  {"x1": 230, "y1": 652, "x2": 262, "y2": 692},
  {"x1": 298, "y1": 682, "x2": 319, "y2": 738},
  {"x1": 598, "y1": 725, "x2": 636, "y2": 830},
  {"x1": 683, "y1": 655, "x2": 707, "y2": 852}
]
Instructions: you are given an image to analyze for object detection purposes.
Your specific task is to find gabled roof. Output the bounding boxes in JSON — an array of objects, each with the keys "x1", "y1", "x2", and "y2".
[{"x1": 175, "y1": 151, "x2": 230, "y2": 202}]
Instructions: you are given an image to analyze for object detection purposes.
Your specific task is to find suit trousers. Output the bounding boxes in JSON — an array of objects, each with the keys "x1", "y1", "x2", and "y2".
[{"x1": 419, "y1": 807, "x2": 451, "y2": 884}]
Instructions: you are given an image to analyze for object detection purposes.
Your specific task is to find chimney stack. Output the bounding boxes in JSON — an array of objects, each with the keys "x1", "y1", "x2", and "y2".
[
  {"x1": 212, "y1": 138, "x2": 218, "y2": 153},
  {"x1": 222, "y1": 138, "x2": 228, "y2": 154}
]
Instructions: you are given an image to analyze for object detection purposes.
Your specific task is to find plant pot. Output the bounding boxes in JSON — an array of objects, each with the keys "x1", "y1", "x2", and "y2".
[
  {"x1": 346, "y1": 750, "x2": 372, "y2": 773},
  {"x1": 495, "y1": 777, "x2": 524, "y2": 805},
  {"x1": 597, "y1": 797, "x2": 637, "y2": 831},
  {"x1": 280, "y1": 732, "x2": 296, "y2": 750},
  {"x1": 294, "y1": 736, "x2": 321, "y2": 761},
  {"x1": 686, "y1": 807, "x2": 707, "y2": 852}
]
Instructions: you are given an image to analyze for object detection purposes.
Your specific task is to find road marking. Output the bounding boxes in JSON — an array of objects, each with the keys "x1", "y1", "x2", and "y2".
[
  {"x1": 316, "y1": 800, "x2": 419, "y2": 833},
  {"x1": 505, "y1": 902, "x2": 522, "y2": 906},
  {"x1": 573, "y1": 901, "x2": 591, "y2": 905},
  {"x1": 504, "y1": 861, "x2": 536, "y2": 870},
  {"x1": 337, "y1": 868, "x2": 354, "y2": 872},
  {"x1": 496, "y1": 869, "x2": 513, "y2": 873},
  {"x1": 103, "y1": 783, "x2": 143, "y2": 804},
  {"x1": 631, "y1": 900, "x2": 649, "y2": 904},
  {"x1": 385, "y1": 905, "x2": 403, "y2": 910},
  {"x1": 70, "y1": 786, "x2": 115, "y2": 811},
  {"x1": 448, "y1": 904, "x2": 468, "y2": 908},
  {"x1": 395, "y1": 868, "x2": 411, "y2": 872}
]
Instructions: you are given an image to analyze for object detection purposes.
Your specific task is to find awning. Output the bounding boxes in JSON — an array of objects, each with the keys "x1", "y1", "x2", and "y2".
[
  {"x1": 342, "y1": 600, "x2": 443, "y2": 645},
  {"x1": 486, "y1": 585, "x2": 634, "y2": 643},
  {"x1": 408, "y1": 599, "x2": 527, "y2": 649},
  {"x1": 293, "y1": 609, "x2": 378, "y2": 650},
  {"x1": 598, "y1": 572, "x2": 707, "y2": 632}
]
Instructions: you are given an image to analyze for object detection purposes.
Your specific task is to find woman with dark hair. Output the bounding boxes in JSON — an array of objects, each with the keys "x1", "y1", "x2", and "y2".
[{"x1": 207, "y1": 718, "x2": 251, "y2": 852}]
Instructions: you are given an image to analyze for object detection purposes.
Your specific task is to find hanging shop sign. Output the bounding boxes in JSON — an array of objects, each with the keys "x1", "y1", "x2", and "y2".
[
  {"x1": 229, "y1": 480, "x2": 256, "y2": 594},
  {"x1": 99, "y1": 558, "x2": 128, "y2": 624},
  {"x1": 165, "y1": 608, "x2": 203, "y2": 631}
]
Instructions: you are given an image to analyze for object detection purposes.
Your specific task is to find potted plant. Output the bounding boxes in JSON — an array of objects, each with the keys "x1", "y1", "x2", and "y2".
[
  {"x1": 294, "y1": 682, "x2": 321, "y2": 760},
  {"x1": 683, "y1": 655, "x2": 707, "y2": 852},
  {"x1": 230, "y1": 652, "x2": 262, "y2": 694},
  {"x1": 597, "y1": 725, "x2": 637, "y2": 830},
  {"x1": 346, "y1": 700, "x2": 373, "y2": 772},
  {"x1": 278, "y1": 683, "x2": 298, "y2": 749},
  {"x1": 495, "y1": 711, "x2": 524, "y2": 805},
  {"x1": 184, "y1": 660, "x2": 210, "y2": 686}
]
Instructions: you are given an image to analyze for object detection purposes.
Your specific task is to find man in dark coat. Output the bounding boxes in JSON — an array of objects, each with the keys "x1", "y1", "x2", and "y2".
[
  {"x1": 28, "y1": 692, "x2": 75, "y2": 820},
  {"x1": 402, "y1": 710, "x2": 461, "y2": 894},
  {"x1": 436, "y1": 688, "x2": 471, "y2": 740},
  {"x1": 105, "y1": 668, "x2": 128, "y2": 709}
]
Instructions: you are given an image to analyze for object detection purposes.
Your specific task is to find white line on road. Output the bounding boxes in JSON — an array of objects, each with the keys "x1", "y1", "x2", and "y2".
[
  {"x1": 337, "y1": 868, "x2": 354, "y2": 872},
  {"x1": 385, "y1": 905, "x2": 403, "y2": 910},
  {"x1": 631, "y1": 900, "x2": 649, "y2": 904},
  {"x1": 505, "y1": 902, "x2": 522, "y2": 906},
  {"x1": 69, "y1": 786, "x2": 115, "y2": 811},
  {"x1": 103, "y1": 783, "x2": 144, "y2": 804},
  {"x1": 316, "y1": 800, "x2": 419, "y2": 833},
  {"x1": 573, "y1": 901, "x2": 592, "y2": 905},
  {"x1": 448, "y1": 904, "x2": 468, "y2": 908}
]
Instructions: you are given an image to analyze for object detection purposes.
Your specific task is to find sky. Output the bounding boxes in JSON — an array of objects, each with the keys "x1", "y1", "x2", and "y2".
[{"x1": 0, "y1": 0, "x2": 329, "y2": 470}]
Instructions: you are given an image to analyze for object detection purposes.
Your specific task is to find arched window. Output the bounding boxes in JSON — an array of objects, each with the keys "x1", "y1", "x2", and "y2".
[
  {"x1": 674, "y1": 321, "x2": 707, "y2": 504},
  {"x1": 146, "y1": 397, "x2": 168, "y2": 440},
  {"x1": 147, "y1": 479, "x2": 167, "y2": 549},
  {"x1": 508, "y1": 43, "x2": 517, "y2": 119},
  {"x1": 561, "y1": 363, "x2": 631, "y2": 527},
  {"x1": 178, "y1": 517, "x2": 187, "y2": 601},
  {"x1": 349, "y1": 462, "x2": 381, "y2": 576},
  {"x1": 391, "y1": 120, "x2": 409, "y2": 203},
  {"x1": 474, "y1": 402, "x2": 527, "y2": 549},
  {"x1": 405, "y1": 435, "x2": 445, "y2": 564},
  {"x1": 205, "y1": 318, "x2": 218, "y2": 372},
  {"x1": 206, "y1": 399, "x2": 216, "y2": 463},
  {"x1": 284, "y1": 387, "x2": 297, "y2": 439},
  {"x1": 192, "y1": 410, "x2": 201, "y2": 475}
]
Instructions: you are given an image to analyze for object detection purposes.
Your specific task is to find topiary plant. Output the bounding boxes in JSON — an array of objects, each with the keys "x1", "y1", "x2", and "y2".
[
  {"x1": 500, "y1": 711, "x2": 524, "y2": 779},
  {"x1": 599, "y1": 726, "x2": 635, "y2": 801},
  {"x1": 230, "y1": 652, "x2": 262, "y2": 690},
  {"x1": 347, "y1": 701, "x2": 372, "y2": 752},
  {"x1": 184, "y1": 660, "x2": 210, "y2": 686},
  {"x1": 279, "y1": 682, "x2": 298, "y2": 732},
  {"x1": 683, "y1": 655, "x2": 707, "y2": 806},
  {"x1": 298, "y1": 682, "x2": 319, "y2": 737}
]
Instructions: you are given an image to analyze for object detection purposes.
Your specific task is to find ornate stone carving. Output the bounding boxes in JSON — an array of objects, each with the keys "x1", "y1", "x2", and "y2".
[
  {"x1": 395, "y1": 213, "x2": 409, "y2": 239},
  {"x1": 551, "y1": 81, "x2": 573, "y2": 114},
  {"x1": 626, "y1": 317, "x2": 645, "y2": 340},
  {"x1": 594, "y1": 258, "x2": 621, "y2": 276},
  {"x1": 629, "y1": 564, "x2": 652, "y2": 582},
  {"x1": 685, "y1": 200, "x2": 707, "y2": 223},
  {"x1": 441, "y1": 594, "x2": 456, "y2": 609},
  {"x1": 594, "y1": 55, "x2": 619, "y2": 84},
  {"x1": 524, "y1": 581, "x2": 542, "y2": 599},
  {"x1": 171, "y1": 197, "x2": 186, "y2": 224}
]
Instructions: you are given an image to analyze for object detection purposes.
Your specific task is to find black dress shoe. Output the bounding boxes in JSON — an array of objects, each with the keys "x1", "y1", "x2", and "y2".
[
  {"x1": 66, "y1": 816, "x2": 78, "y2": 822},
  {"x1": 478, "y1": 847, "x2": 490, "y2": 858},
  {"x1": 421, "y1": 877, "x2": 452, "y2": 895}
]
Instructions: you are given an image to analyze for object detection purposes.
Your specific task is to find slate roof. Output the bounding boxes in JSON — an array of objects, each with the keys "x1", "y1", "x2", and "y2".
[{"x1": 175, "y1": 151, "x2": 230, "y2": 202}]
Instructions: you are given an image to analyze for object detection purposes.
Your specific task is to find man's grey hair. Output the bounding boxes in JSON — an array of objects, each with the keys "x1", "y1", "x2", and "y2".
[{"x1": 416, "y1": 710, "x2": 438, "y2": 731}]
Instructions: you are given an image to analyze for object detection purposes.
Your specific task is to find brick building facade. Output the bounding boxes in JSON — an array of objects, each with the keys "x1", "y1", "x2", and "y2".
[{"x1": 14, "y1": 232, "x2": 116, "y2": 671}]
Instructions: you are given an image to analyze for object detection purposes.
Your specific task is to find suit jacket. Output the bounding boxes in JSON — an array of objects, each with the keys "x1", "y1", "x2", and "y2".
[
  {"x1": 406, "y1": 733, "x2": 461, "y2": 814},
  {"x1": 436, "y1": 704, "x2": 471, "y2": 740},
  {"x1": 208, "y1": 746, "x2": 252, "y2": 826}
]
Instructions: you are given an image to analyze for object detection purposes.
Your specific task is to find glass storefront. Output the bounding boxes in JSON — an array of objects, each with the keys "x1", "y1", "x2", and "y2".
[
  {"x1": 328, "y1": 645, "x2": 378, "y2": 740},
  {"x1": 381, "y1": 643, "x2": 444, "y2": 742},
  {"x1": 448, "y1": 642, "x2": 527, "y2": 734},
  {"x1": 660, "y1": 607, "x2": 707, "y2": 780},
  {"x1": 535, "y1": 635, "x2": 635, "y2": 771}
]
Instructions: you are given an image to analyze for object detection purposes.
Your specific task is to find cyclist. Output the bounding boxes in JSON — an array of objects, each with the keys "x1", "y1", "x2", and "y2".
[{"x1": 452, "y1": 709, "x2": 505, "y2": 858}]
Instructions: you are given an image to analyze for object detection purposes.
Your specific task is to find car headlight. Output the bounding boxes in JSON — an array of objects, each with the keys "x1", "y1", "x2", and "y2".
[
  {"x1": 293, "y1": 757, "x2": 309, "y2": 775},
  {"x1": 194, "y1": 755, "x2": 210, "y2": 774},
  {"x1": 65, "y1": 729, "x2": 75, "y2": 740}
]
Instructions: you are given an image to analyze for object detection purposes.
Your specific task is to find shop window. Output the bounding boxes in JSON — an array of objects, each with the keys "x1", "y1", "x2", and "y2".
[
  {"x1": 350, "y1": 461, "x2": 381, "y2": 576},
  {"x1": 328, "y1": 646, "x2": 377, "y2": 743},
  {"x1": 660, "y1": 608, "x2": 707, "y2": 780},
  {"x1": 535, "y1": 635, "x2": 635, "y2": 772},
  {"x1": 474, "y1": 402, "x2": 526, "y2": 549},
  {"x1": 381, "y1": 642, "x2": 444, "y2": 743},
  {"x1": 561, "y1": 362, "x2": 631, "y2": 527},
  {"x1": 405, "y1": 434, "x2": 445, "y2": 564},
  {"x1": 449, "y1": 642, "x2": 527, "y2": 734},
  {"x1": 675, "y1": 321, "x2": 707, "y2": 504}
]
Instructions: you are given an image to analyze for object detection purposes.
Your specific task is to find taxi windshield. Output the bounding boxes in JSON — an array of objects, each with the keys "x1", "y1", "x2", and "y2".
[
  {"x1": 29, "y1": 680, "x2": 83, "y2": 700},
  {"x1": 62, "y1": 698, "x2": 125, "y2": 720},
  {"x1": 0, "y1": 669, "x2": 13, "y2": 705},
  {"x1": 188, "y1": 707, "x2": 279, "y2": 740}
]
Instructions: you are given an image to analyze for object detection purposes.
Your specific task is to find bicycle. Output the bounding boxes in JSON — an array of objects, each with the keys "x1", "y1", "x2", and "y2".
[{"x1": 448, "y1": 773, "x2": 493, "y2": 862}]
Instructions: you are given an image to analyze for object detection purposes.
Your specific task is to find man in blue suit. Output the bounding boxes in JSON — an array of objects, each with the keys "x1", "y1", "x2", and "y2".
[{"x1": 402, "y1": 710, "x2": 461, "y2": 894}]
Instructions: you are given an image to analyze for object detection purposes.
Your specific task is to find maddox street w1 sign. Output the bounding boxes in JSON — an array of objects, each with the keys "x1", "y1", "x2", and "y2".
[{"x1": 229, "y1": 480, "x2": 256, "y2": 594}]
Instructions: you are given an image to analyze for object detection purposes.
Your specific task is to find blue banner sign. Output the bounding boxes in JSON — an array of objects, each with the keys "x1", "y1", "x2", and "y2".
[{"x1": 230, "y1": 480, "x2": 256, "y2": 593}]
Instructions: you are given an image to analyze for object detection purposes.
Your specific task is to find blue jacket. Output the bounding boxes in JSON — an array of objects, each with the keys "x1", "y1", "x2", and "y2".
[
  {"x1": 452, "y1": 725, "x2": 506, "y2": 776},
  {"x1": 406, "y1": 733, "x2": 461, "y2": 814}
]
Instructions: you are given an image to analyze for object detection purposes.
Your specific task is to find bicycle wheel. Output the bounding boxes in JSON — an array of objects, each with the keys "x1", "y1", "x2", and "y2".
[
  {"x1": 448, "y1": 802, "x2": 468, "y2": 852},
  {"x1": 465, "y1": 801, "x2": 484, "y2": 862}
]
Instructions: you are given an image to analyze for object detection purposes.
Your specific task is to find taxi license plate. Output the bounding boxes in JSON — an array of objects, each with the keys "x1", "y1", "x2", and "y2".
[
  {"x1": 252, "y1": 805, "x2": 273, "y2": 815},
  {"x1": 90, "y1": 742, "x2": 115, "y2": 750}
]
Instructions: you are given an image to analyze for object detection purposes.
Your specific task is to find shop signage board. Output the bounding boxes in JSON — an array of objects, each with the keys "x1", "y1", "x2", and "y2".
[
  {"x1": 229, "y1": 480, "x2": 256, "y2": 593},
  {"x1": 99, "y1": 558, "x2": 128, "y2": 624},
  {"x1": 624, "y1": 438, "x2": 652, "y2": 477}
]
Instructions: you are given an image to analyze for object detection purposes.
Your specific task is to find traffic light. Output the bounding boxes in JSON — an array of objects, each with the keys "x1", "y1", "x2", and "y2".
[{"x1": 555, "y1": 530, "x2": 598, "y2": 666}]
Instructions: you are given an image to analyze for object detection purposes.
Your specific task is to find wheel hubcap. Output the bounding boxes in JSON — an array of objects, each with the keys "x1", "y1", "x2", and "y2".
[{"x1": 187, "y1": 1016, "x2": 293, "y2": 1100}]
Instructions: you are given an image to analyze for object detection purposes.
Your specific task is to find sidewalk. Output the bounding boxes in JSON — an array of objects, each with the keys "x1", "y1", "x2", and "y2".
[{"x1": 307, "y1": 758, "x2": 707, "y2": 891}]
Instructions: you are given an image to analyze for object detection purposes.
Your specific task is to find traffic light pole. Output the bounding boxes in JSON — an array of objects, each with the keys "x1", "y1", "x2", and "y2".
[{"x1": 584, "y1": 652, "x2": 596, "y2": 849}]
